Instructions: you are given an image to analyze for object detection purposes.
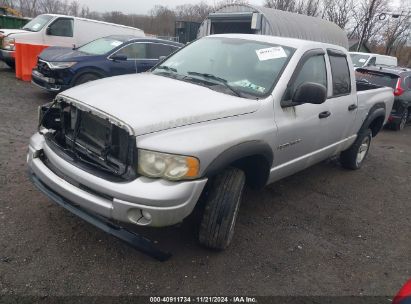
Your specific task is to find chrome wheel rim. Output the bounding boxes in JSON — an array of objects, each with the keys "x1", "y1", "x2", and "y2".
[{"x1": 356, "y1": 136, "x2": 370, "y2": 165}]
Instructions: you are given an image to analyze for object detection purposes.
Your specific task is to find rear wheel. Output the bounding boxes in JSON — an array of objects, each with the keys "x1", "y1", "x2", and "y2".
[
  {"x1": 74, "y1": 73, "x2": 101, "y2": 86},
  {"x1": 394, "y1": 108, "x2": 409, "y2": 131},
  {"x1": 340, "y1": 129, "x2": 372, "y2": 170},
  {"x1": 198, "y1": 167, "x2": 245, "y2": 250}
]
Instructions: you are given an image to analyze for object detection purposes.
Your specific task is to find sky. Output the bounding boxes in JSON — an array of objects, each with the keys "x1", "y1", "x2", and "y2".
[{"x1": 77, "y1": 0, "x2": 264, "y2": 15}]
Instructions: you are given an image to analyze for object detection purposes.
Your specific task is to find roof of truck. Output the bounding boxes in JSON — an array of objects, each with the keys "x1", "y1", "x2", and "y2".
[
  {"x1": 39, "y1": 14, "x2": 144, "y2": 33},
  {"x1": 208, "y1": 34, "x2": 347, "y2": 52}
]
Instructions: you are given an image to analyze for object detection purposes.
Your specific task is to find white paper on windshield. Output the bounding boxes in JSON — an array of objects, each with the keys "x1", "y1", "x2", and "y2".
[
  {"x1": 32, "y1": 23, "x2": 41, "y2": 30},
  {"x1": 111, "y1": 41, "x2": 122, "y2": 47},
  {"x1": 358, "y1": 58, "x2": 366, "y2": 63},
  {"x1": 256, "y1": 47, "x2": 287, "y2": 61}
]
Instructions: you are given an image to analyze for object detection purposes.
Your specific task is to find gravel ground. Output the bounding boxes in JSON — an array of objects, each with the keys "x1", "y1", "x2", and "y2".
[{"x1": 0, "y1": 62, "x2": 410, "y2": 297}]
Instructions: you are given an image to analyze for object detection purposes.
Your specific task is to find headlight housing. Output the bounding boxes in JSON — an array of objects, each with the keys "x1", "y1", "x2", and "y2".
[
  {"x1": 48, "y1": 61, "x2": 77, "y2": 70},
  {"x1": 138, "y1": 149, "x2": 200, "y2": 181},
  {"x1": 2, "y1": 37, "x2": 15, "y2": 50}
]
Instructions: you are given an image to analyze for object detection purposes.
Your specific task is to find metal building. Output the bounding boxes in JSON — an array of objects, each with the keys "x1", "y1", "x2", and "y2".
[
  {"x1": 175, "y1": 21, "x2": 201, "y2": 44},
  {"x1": 197, "y1": 4, "x2": 349, "y2": 49}
]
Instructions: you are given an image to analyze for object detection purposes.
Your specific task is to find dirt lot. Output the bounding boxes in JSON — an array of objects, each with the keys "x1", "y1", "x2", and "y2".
[{"x1": 0, "y1": 61, "x2": 410, "y2": 297}]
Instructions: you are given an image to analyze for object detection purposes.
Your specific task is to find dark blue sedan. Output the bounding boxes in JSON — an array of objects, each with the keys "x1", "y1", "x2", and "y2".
[{"x1": 31, "y1": 35, "x2": 183, "y2": 92}]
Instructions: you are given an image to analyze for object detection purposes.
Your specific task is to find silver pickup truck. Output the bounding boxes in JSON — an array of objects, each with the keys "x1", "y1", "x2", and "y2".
[{"x1": 28, "y1": 34, "x2": 394, "y2": 251}]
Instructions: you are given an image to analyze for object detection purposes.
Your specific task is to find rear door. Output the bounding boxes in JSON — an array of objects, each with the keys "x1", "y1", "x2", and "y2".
[{"x1": 323, "y1": 49, "x2": 358, "y2": 145}]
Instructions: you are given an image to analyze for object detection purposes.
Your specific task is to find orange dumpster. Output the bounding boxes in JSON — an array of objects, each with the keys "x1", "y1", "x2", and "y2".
[{"x1": 15, "y1": 43, "x2": 48, "y2": 81}]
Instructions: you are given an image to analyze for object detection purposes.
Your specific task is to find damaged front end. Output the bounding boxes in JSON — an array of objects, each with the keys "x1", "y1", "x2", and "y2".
[{"x1": 38, "y1": 97, "x2": 138, "y2": 181}]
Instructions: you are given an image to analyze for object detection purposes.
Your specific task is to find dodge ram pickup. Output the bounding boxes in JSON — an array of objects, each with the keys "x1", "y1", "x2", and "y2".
[{"x1": 28, "y1": 34, "x2": 394, "y2": 251}]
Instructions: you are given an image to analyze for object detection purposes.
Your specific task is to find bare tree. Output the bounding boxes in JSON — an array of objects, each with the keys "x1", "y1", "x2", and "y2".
[
  {"x1": 322, "y1": 0, "x2": 354, "y2": 29},
  {"x1": 264, "y1": 0, "x2": 297, "y2": 12},
  {"x1": 381, "y1": 11, "x2": 411, "y2": 55}
]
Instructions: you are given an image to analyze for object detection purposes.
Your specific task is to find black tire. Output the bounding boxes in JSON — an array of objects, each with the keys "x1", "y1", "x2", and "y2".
[
  {"x1": 4, "y1": 61, "x2": 15, "y2": 69},
  {"x1": 74, "y1": 73, "x2": 101, "y2": 86},
  {"x1": 199, "y1": 167, "x2": 246, "y2": 250},
  {"x1": 393, "y1": 108, "x2": 409, "y2": 131},
  {"x1": 340, "y1": 128, "x2": 372, "y2": 170}
]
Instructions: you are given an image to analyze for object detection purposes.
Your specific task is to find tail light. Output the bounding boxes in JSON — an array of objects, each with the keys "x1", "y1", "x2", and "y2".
[{"x1": 394, "y1": 78, "x2": 404, "y2": 96}]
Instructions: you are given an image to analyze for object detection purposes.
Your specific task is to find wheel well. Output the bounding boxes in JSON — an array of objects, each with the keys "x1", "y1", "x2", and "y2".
[
  {"x1": 231, "y1": 155, "x2": 270, "y2": 189},
  {"x1": 368, "y1": 116, "x2": 385, "y2": 137},
  {"x1": 71, "y1": 68, "x2": 105, "y2": 85}
]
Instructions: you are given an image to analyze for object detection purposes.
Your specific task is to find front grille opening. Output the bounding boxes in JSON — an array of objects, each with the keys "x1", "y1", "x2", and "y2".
[{"x1": 40, "y1": 101, "x2": 137, "y2": 181}]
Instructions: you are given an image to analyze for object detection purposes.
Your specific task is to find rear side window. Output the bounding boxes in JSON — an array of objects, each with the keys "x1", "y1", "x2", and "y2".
[
  {"x1": 328, "y1": 52, "x2": 351, "y2": 96},
  {"x1": 115, "y1": 43, "x2": 147, "y2": 59},
  {"x1": 47, "y1": 18, "x2": 73, "y2": 37},
  {"x1": 148, "y1": 44, "x2": 178, "y2": 59}
]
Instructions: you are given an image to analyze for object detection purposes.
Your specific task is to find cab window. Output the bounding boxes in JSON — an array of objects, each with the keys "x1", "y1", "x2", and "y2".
[
  {"x1": 47, "y1": 18, "x2": 73, "y2": 37},
  {"x1": 328, "y1": 52, "x2": 351, "y2": 96}
]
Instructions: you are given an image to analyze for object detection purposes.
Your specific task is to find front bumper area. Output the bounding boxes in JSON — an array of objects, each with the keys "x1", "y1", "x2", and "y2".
[
  {"x1": 27, "y1": 132, "x2": 207, "y2": 227},
  {"x1": 31, "y1": 70, "x2": 68, "y2": 92}
]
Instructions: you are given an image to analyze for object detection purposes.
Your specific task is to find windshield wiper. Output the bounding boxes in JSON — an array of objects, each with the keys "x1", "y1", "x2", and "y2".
[
  {"x1": 156, "y1": 65, "x2": 178, "y2": 73},
  {"x1": 187, "y1": 72, "x2": 241, "y2": 97}
]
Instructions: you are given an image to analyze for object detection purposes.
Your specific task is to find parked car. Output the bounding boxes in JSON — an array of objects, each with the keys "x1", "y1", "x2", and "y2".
[
  {"x1": 0, "y1": 14, "x2": 144, "y2": 68},
  {"x1": 356, "y1": 66, "x2": 411, "y2": 131},
  {"x1": 28, "y1": 34, "x2": 394, "y2": 252},
  {"x1": 350, "y1": 52, "x2": 398, "y2": 69},
  {"x1": 32, "y1": 36, "x2": 183, "y2": 92}
]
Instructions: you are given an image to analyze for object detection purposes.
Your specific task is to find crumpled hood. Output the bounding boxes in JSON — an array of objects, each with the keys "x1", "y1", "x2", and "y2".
[
  {"x1": 39, "y1": 46, "x2": 91, "y2": 62},
  {"x1": 60, "y1": 73, "x2": 260, "y2": 136},
  {"x1": 0, "y1": 29, "x2": 29, "y2": 36}
]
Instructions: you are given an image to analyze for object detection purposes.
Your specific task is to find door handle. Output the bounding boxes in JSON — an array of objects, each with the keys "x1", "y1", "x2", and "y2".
[
  {"x1": 319, "y1": 111, "x2": 331, "y2": 119},
  {"x1": 348, "y1": 104, "x2": 358, "y2": 111}
]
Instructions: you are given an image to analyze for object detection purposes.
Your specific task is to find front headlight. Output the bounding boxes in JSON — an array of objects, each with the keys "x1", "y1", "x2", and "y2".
[
  {"x1": 138, "y1": 149, "x2": 200, "y2": 181},
  {"x1": 48, "y1": 61, "x2": 77, "y2": 70},
  {"x1": 2, "y1": 37, "x2": 15, "y2": 50}
]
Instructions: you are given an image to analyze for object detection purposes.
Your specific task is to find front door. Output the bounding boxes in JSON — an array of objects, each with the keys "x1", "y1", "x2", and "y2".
[
  {"x1": 270, "y1": 49, "x2": 331, "y2": 182},
  {"x1": 43, "y1": 17, "x2": 75, "y2": 47}
]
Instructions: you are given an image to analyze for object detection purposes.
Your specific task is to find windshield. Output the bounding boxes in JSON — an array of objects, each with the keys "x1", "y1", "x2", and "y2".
[
  {"x1": 356, "y1": 70, "x2": 398, "y2": 89},
  {"x1": 22, "y1": 15, "x2": 53, "y2": 32},
  {"x1": 152, "y1": 37, "x2": 294, "y2": 99},
  {"x1": 78, "y1": 37, "x2": 124, "y2": 55},
  {"x1": 350, "y1": 54, "x2": 370, "y2": 67}
]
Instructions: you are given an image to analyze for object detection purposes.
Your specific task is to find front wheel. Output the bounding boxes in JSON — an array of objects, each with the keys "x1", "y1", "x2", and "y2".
[
  {"x1": 198, "y1": 167, "x2": 246, "y2": 250},
  {"x1": 340, "y1": 129, "x2": 372, "y2": 170},
  {"x1": 74, "y1": 73, "x2": 101, "y2": 86}
]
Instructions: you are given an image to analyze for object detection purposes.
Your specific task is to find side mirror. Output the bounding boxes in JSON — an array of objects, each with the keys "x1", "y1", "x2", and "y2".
[
  {"x1": 111, "y1": 54, "x2": 127, "y2": 61},
  {"x1": 46, "y1": 27, "x2": 52, "y2": 35},
  {"x1": 292, "y1": 82, "x2": 327, "y2": 105}
]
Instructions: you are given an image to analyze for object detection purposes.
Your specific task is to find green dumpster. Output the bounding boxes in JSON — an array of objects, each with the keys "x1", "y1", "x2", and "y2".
[{"x1": 0, "y1": 15, "x2": 30, "y2": 29}]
